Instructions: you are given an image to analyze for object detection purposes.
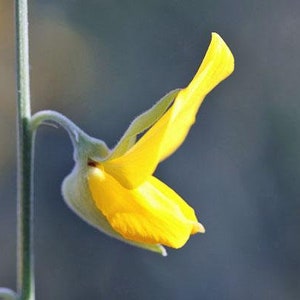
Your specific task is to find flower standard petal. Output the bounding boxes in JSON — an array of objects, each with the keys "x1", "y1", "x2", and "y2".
[
  {"x1": 157, "y1": 32, "x2": 234, "y2": 160},
  {"x1": 87, "y1": 167, "x2": 202, "y2": 249},
  {"x1": 102, "y1": 33, "x2": 234, "y2": 189}
]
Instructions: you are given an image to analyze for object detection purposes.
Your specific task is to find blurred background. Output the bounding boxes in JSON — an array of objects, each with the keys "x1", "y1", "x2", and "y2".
[{"x1": 1, "y1": 0, "x2": 300, "y2": 299}]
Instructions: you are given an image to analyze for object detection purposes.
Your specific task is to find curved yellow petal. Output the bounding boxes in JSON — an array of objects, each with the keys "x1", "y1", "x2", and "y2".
[
  {"x1": 87, "y1": 167, "x2": 203, "y2": 248},
  {"x1": 103, "y1": 33, "x2": 234, "y2": 188},
  {"x1": 158, "y1": 32, "x2": 234, "y2": 160}
]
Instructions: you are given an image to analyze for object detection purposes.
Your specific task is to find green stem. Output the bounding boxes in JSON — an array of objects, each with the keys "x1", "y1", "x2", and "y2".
[
  {"x1": 30, "y1": 110, "x2": 110, "y2": 161},
  {"x1": 31, "y1": 110, "x2": 89, "y2": 148},
  {"x1": 15, "y1": 0, "x2": 34, "y2": 299}
]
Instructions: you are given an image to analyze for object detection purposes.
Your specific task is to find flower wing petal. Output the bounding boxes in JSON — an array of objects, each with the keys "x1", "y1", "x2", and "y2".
[{"x1": 87, "y1": 168, "x2": 203, "y2": 249}]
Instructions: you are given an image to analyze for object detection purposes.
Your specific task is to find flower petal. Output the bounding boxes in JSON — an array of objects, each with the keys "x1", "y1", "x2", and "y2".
[
  {"x1": 158, "y1": 32, "x2": 234, "y2": 160},
  {"x1": 103, "y1": 110, "x2": 171, "y2": 188},
  {"x1": 149, "y1": 176, "x2": 205, "y2": 234},
  {"x1": 103, "y1": 33, "x2": 234, "y2": 188},
  {"x1": 87, "y1": 167, "x2": 203, "y2": 248}
]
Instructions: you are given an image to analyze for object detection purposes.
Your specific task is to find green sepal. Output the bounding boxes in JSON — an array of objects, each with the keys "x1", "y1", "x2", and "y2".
[{"x1": 110, "y1": 89, "x2": 180, "y2": 159}]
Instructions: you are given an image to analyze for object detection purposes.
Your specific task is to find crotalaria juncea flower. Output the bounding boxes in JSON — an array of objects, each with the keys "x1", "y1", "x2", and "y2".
[{"x1": 60, "y1": 32, "x2": 234, "y2": 255}]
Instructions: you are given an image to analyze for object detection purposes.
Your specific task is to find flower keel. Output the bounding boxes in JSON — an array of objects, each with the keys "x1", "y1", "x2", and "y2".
[{"x1": 88, "y1": 167, "x2": 204, "y2": 248}]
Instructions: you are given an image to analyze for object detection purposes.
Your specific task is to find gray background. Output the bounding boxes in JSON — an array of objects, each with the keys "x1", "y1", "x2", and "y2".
[{"x1": 0, "y1": 1, "x2": 300, "y2": 299}]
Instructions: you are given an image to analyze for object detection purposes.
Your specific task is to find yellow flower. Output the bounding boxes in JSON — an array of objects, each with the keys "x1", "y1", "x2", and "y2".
[{"x1": 62, "y1": 32, "x2": 234, "y2": 255}]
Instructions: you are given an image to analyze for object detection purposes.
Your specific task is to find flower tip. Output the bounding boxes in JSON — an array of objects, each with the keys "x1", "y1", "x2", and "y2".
[
  {"x1": 160, "y1": 247, "x2": 168, "y2": 257},
  {"x1": 211, "y1": 32, "x2": 235, "y2": 74},
  {"x1": 192, "y1": 222, "x2": 206, "y2": 234}
]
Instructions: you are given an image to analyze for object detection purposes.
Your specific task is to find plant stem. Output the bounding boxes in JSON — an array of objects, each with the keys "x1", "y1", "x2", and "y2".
[
  {"x1": 15, "y1": 0, "x2": 34, "y2": 299},
  {"x1": 30, "y1": 110, "x2": 110, "y2": 161}
]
